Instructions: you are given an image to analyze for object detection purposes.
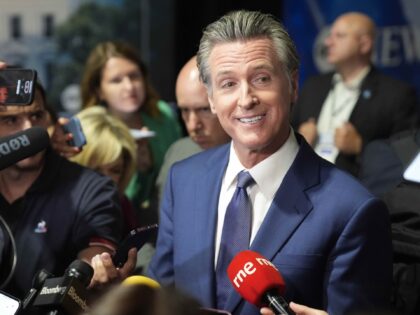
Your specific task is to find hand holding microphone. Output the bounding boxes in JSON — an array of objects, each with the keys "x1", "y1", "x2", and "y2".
[
  {"x1": 89, "y1": 247, "x2": 137, "y2": 288},
  {"x1": 227, "y1": 251, "x2": 328, "y2": 315},
  {"x1": 227, "y1": 250, "x2": 294, "y2": 315}
]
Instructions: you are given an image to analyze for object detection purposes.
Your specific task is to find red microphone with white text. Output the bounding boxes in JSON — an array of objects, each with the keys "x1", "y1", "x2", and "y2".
[{"x1": 227, "y1": 250, "x2": 294, "y2": 315}]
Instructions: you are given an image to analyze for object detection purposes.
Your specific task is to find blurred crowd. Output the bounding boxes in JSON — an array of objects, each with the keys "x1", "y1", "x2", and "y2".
[{"x1": 0, "y1": 8, "x2": 419, "y2": 315}]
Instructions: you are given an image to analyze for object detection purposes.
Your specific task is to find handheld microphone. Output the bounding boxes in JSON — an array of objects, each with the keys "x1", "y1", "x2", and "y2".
[
  {"x1": 227, "y1": 250, "x2": 294, "y2": 315},
  {"x1": 32, "y1": 259, "x2": 94, "y2": 315},
  {"x1": 0, "y1": 126, "x2": 50, "y2": 170},
  {"x1": 22, "y1": 269, "x2": 54, "y2": 310}
]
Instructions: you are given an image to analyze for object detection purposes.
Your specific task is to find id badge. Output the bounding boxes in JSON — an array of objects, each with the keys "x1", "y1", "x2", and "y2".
[{"x1": 315, "y1": 132, "x2": 337, "y2": 162}]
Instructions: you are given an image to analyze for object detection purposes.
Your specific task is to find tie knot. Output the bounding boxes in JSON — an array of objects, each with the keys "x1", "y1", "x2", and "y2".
[{"x1": 237, "y1": 171, "x2": 254, "y2": 189}]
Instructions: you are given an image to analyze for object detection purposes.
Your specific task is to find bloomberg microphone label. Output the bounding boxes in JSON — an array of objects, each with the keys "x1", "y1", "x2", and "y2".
[{"x1": 39, "y1": 285, "x2": 66, "y2": 295}]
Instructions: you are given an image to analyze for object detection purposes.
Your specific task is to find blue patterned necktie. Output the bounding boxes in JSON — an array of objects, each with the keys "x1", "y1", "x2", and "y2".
[{"x1": 216, "y1": 170, "x2": 255, "y2": 309}]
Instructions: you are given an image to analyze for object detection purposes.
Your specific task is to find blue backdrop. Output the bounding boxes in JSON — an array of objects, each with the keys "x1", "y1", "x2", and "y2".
[{"x1": 283, "y1": 0, "x2": 420, "y2": 99}]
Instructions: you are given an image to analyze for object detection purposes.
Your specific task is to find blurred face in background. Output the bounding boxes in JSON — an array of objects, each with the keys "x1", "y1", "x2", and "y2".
[
  {"x1": 177, "y1": 82, "x2": 229, "y2": 149},
  {"x1": 179, "y1": 103, "x2": 228, "y2": 149},
  {"x1": 99, "y1": 57, "x2": 146, "y2": 115},
  {"x1": 0, "y1": 90, "x2": 50, "y2": 170},
  {"x1": 324, "y1": 14, "x2": 373, "y2": 67},
  {"x1": 177, "y1": 67, "x2": 230, "y2": 149}
]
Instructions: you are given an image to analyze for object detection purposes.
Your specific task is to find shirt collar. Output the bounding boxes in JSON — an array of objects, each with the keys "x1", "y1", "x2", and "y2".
[
  {"x1": 225, "y1": 127, "x2": 299, "y2": 199},
  {"x1": 333, "y1": 65, "x2": 371, "y2": 90}
]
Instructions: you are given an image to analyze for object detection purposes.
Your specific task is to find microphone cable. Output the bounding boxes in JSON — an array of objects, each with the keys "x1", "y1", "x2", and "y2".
[{"x1": 0, "y1": 213, "x2": 17, "y2": 289}]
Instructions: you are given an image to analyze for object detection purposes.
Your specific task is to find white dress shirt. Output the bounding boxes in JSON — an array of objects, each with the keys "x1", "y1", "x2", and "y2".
[
  {"x1": 214, "y1": 128, "x2": 299, "y2": 266},
  {"x1": 315, "y1": 66, "x2": 370, "y2": 162}
]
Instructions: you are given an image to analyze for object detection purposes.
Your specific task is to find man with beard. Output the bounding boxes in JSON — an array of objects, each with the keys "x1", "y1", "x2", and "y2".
[{"x1": 0, "y1": 80, "x2": 133, "y2": 313}]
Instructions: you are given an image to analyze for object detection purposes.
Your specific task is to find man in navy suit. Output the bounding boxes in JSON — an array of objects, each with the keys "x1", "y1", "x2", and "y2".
[
  {"x1": 291, "y1": 12, "x2": 418, "y2": 177},
  {"x1": 147, "y1": 10, "x2": 392, "y2": 315},
  {"x1": 90, "y1": 10, "x2": 392, "y2": 315}
]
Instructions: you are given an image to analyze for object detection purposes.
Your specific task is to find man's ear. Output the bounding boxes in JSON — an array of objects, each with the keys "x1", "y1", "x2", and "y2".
[
  {"x1": 359, "y1": 34, "x2": 373, "y2": 55},
  {"x1": 208, "y1": 95, "x2": 217, "y2": 114}
]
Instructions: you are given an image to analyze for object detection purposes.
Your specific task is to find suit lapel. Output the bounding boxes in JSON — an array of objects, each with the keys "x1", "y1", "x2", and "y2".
[
  {"x1": 225, "y1": 137, "x2": 321, "y2": 313},
  {"x1": 349, "y1": 67, "x2": 377, "y2": 126},
  {"x1": 192, "y1": 145, "x2": 230, "y2": 307}
]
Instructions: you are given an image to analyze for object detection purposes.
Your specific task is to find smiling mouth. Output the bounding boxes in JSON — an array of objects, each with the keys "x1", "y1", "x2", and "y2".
[{"x1": 238, "y1": 115, "x2": 264, "y2": 124}]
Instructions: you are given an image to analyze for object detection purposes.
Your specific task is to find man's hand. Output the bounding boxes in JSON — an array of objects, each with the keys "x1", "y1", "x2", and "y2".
[
  {"x1": 260, "y1": 302, "x2": 328, "y2": 315},
  {"x1": 298, "y1": 118, "x2": 317, "y2": 146},
  {"x1": 0, "y1": 61, "x2": 6, "y2": 69},
  {"x1": 50, "y1": 117, "x2": 82, "y2": 158},
  {"x1": 289, "y1": 302, "x2": 328, "y2": 315},
  {"x1": 89, "y1": 248, "x2": 137, "y2": 288},
  {"x1": 334, "y1": 122, "x2": 362, "y2": 154}
]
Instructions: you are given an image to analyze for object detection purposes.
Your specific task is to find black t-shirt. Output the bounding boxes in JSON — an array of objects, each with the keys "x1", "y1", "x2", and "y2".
[{"x1": 0, "y1": 148, "x2": 122, "y2": 301}]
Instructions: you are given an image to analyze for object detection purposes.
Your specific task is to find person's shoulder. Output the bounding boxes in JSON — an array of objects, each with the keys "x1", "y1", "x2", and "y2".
[
  {"x1": 302, "y1": 71, "x2": 334, "y2": 86},
  {"x1": 156, "y1": 100, "x2": 177, "y2": 118},
  {"x1": 172, "y1": 142, "x2": 229, "y2": 170},
  {"x1": 297, "y1": 72, "x2": 334, "y2": 99},
  {"x1": 315, "y1": 161, "x2": 388, "y2": 226},
  {"x1": 360, "y1": 136, "x2": 401, "y2": 170},
  {"x1": 54, "y1": 152, "x2": 114, "y2": 186},
  {"x1": 171, "y1": 137, "x2": 200, "y2": 149},
  {"x1": 317, "y1": 156, "x2": 375, "y2": 199},
  {"x1": 366, "y1": 129, "x2": 418, "y2": 152},
  {"x1": 164, "y1": 137, "x2": 202, "y2": 162},
  {"x1": 368, "y1": 68, "x2": 414, "y2": 91},
  {"x1": 164, "y1": 143, "x2": 229, "y2": 190}
]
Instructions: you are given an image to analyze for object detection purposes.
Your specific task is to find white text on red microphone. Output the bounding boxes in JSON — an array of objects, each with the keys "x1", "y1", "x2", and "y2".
[{"x1": 232, "y1": 257, "x2": 278, "y2": 288}]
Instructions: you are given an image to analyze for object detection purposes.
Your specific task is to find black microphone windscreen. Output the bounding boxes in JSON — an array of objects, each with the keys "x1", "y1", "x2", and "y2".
[
  {"x1": 65, "y1": 260, "x2": 94, "y2": 287},
  {"x1": 0, "y1": 127, "x2": 49, "y2": 170},
  {"x1": 32, "y1": 269, "x2": 54, "y2": 289},
  {"x1": 22, "y1": 269, "x2": 54, "y2": 310}
]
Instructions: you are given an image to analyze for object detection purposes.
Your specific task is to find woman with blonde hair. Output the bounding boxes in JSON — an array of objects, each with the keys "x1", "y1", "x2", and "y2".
[{"x1": 70, "y1": 106, "x2": 139, "y2": 234}]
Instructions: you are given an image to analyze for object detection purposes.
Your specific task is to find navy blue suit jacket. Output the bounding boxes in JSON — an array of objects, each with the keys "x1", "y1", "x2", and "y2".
[{"x1": 148, "y1": 134, "x2": 392, "y2": 315}]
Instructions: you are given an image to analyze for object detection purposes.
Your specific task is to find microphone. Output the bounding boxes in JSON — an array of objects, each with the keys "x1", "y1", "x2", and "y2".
[
  {"x1": 122, "y1": 275, "x2": 160, "y2": 288},
  {"x1": 227, "y1": 250, "x2": 294, "y2": 315},
  {"x1": 22, "y1": 269, "x2": 54, "y2": 310},
  {"x1": 0, "y1": 126, "x2": 50, "y2": 170},
  {"x1": 32, "y1": 259, "x2": 94, "y2": 315}
]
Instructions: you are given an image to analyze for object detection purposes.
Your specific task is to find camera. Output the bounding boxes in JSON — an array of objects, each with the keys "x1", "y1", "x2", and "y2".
[{"x1": 0, "y1": 69, "x2": 37, "y2": 105}]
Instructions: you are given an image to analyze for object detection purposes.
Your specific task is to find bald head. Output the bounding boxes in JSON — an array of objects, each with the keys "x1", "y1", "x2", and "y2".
[
  {"x1": 325, "y1": 12, "x2": 376, "y2": 72},
  {"x1": 175, "y1": 56, "x2": 229, "y2": 149},
  {"x1": 176, "y1": 56, "x2": 207, "y2": 105},
  {"x1": 335, "y1": 12, "x2": 376, "y2": 40}
]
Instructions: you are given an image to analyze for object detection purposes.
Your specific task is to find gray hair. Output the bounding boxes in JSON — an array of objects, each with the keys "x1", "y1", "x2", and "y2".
[{"x1": 197, "y1": 10, "x2": 300, "y2": 91}]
